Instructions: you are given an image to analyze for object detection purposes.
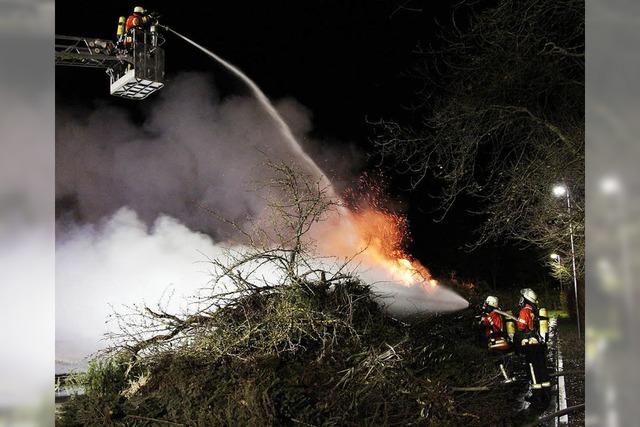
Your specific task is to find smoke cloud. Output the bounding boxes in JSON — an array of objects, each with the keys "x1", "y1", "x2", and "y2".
[
  {"x1": 56, "y1": 73, "x2": 351, "y2": 237},
  {"x1": 56, "y1": 73, "x2": 353, "y2": 368},
  {"x1": 56, "y1": 71, "x2": 466, "y2": 370},
  {"x1": 56, "y1": 208, "x2": 222, "y2": 370}
]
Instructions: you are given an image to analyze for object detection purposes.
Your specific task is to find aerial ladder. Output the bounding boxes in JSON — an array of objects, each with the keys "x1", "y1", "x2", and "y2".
[{"x1": 55, "y1": 19, "x2": 165, "y2": 100}]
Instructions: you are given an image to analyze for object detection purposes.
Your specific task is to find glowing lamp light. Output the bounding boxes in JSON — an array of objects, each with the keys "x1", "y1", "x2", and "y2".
[
  {"x1": 552, "y1": 184, "x2": 567, "y2": 197},
  {"x1": 600, "y1": 176, "x2": 621, "y2": 195}
]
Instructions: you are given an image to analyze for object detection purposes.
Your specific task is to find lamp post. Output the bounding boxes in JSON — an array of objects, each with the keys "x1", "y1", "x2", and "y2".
[
  {"x1": 550, "y1": 253, "x2": 567, "y2": 313},
  {"x1": 552, "y1": 183, "x2": 581, "y2": 340}
]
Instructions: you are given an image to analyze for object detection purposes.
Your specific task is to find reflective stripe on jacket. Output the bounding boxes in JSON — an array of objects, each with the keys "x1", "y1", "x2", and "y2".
[
  {"x1": 517, "y1": 304, "x2": 536, "y2": 332},
  {"x1": 481, "y1": 310, "x2": 503, "y2": 335}
]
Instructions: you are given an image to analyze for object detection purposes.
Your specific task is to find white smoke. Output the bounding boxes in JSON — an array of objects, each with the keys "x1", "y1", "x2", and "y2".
[
  {"x1": 56, "y1": 71, "x2": 465, "y2": 370},
  {"x1": 56, "y1": 73, "x2": 357, "y2": 236},
  {"x1": 55, "y1": 72, "x2": 349, "y2": 369},
  {"x1": 55, "y1": 206, "x2": 466, "y2": 370},
  {"x1": 56, "y1": 208, "x2": 223, "y2": 370}
]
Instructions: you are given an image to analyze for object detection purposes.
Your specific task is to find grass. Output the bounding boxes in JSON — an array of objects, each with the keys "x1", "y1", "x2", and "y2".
[{"x1": 547, "y1": 309, "x2": 570, "y2": 319}]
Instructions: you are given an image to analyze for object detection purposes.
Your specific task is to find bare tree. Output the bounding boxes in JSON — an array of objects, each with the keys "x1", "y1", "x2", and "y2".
[{"x1": 373, "y1": 0, "x2": 584, "y2": 288}]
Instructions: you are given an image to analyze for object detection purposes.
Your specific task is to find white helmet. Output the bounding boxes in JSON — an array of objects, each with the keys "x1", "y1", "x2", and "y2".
[
  {"x1": 520, "y1": 288, "x2": 538, "y2": 305},
  {"x1": 134, "y1": 6, "x2": 145, "y2": 13},
  {"x1": 484, "y1": 295, "x2": 499, "y2": 308}
]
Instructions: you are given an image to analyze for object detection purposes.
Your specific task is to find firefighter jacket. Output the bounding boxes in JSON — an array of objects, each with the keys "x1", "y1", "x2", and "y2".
[
  {"x1": 515, "y1": 303, "x2": 543, "y2": 347},
  {"x1": 516, "y1": 304, "x2": 536, "y2": 332},
  {"x1": 480, "y1": 310, "x2": 503, "y2": 337},
  {"x1": 126, "y1": 13, "x2": 151, "y2": 33}
]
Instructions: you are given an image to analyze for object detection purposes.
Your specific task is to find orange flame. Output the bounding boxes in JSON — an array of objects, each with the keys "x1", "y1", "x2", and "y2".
[{"x1": 314, "y1": 206, "x2": 437, "y2": 288}]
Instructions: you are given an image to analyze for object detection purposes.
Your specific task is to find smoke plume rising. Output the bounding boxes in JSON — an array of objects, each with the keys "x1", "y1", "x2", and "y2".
[
  {"x1": 56, "y1": 73, "x2": 351, "y2": 237},
  {"x1": 56, "y1": 72, "x2": 357, "y2": 366},
  {"x1": 56, "y1": 71, "x2": 466, "y2": 369}
]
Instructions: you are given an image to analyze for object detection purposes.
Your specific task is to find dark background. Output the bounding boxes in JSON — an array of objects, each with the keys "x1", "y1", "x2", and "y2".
[{"x1": 56, "y1": 0, "x2": 549, "y2": 290}]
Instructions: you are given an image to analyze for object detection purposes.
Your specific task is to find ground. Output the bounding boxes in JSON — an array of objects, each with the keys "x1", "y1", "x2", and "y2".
[
  {"x1": 56, "y1": 282, "x2": 584, "y2": 426},
  {"x1": 557, "y1": 318, "x2": 585, "y2": 426}
]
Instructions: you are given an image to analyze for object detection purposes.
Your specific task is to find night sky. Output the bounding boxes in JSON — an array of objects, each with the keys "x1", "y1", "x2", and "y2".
[{"x1": 56, "y1": 1, "x2": 548, "y2": 289}]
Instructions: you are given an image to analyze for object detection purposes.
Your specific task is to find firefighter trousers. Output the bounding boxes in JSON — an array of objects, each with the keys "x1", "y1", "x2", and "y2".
[{"x1": 523, "y1": 344, "x2": 550, "y2": 389}]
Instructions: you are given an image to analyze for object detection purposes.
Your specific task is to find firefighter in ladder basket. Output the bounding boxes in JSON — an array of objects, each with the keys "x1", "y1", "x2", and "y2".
[{"x1": 124, "y1": 6, "x2": 155, "y2": 47}]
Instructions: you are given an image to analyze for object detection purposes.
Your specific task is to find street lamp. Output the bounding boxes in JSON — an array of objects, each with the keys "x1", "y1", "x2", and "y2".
[
  {"x1": 600, "y1": 176, "x2": 621, "y2": 195},
  {"x1": 552, "y1": 182, "x2": 581, "y2": 340},
  {"x1": 552, "y1": 184, "x2": 567, "y2": 197}
]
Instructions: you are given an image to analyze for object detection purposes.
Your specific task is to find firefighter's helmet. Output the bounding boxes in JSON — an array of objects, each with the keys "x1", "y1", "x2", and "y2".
[
  {"x1": 520, "y1": 288, "x2": 538, "y2": 305},
  {"x1": 484, "y1": 295, "x2": 499, "y2": 309},
  {"x1": 134, "y1": 6, "x2": 145, "y2": 13}
]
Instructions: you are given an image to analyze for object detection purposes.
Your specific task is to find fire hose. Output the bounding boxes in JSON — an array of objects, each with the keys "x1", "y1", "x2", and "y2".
[{"x1": 493, "y1": 308, "x2": 520, "y2": 322}]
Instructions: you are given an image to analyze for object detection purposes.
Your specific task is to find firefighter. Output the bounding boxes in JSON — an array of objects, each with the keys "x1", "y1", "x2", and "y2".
[
  {"x1": 515, "y1": 288, "x2": 551, "y2": 399},
  {"x1": 479, "y1": 296, "x2": 507, "y2": 348},
  {"x1": 126, "y1": 6, "x2": 152, "y2": 32},
  {"x1": 478, "y1": 296, "x2": 514, "y2": 383},
  {"x1": 124, "y1": 6, "x2": 153, "y2": 46}
]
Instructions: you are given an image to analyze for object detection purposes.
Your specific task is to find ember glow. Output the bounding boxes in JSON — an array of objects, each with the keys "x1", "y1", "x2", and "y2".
[
  {"x1": 315, "y1": 204, "x2": 436, "y2": 289},
  {"x1": 313, "y1": 204, "x2": 468, "y2": 315},
  {"x1": 343, "y1": 208, "x2": 437, "y2": 288},
  {"x1": 386, "y1": 257, "x2": 439, "y2": 288},
  {"x1": 310, "y1": 174, "x2": 468, "y2": 315}
]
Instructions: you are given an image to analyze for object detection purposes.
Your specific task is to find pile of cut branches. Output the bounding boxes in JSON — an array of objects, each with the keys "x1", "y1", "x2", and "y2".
[
  {"x1": 57, "y1": 164, "x2": 528, "y2": 426},
  {"x1": 58, "y1": 279, "x2": 529, "y2": 426}
]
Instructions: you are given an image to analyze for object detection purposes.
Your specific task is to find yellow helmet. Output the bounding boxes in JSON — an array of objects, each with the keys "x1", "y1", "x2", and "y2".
[{"x1": 134, "y1": 6, "x2": 145, "y2": 13}]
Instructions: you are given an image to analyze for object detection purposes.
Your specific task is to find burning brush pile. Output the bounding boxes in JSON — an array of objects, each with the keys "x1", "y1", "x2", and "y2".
[
  {"x1": 57, "y1": 166, "x2": 518, "y2": 426},
  {"x1": 313, "y1": 175, "x2": 468, "y2": 315},
  {"x1": 57, "y1": 280, "x2": 525, "y2": 426}
]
